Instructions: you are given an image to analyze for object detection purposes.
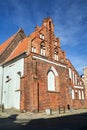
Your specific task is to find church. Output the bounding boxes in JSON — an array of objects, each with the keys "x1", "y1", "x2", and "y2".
[{"x1": 0, "y1": 18, "x2": 87, "y2": 112}]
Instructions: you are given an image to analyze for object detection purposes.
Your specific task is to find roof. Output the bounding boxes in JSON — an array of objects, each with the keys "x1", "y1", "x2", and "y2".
[
  {"x1": 0, "y1": 28, "x2": 25, "y2": 55},
  {"x1": 4, "y1": 37, "x2": 29, "y2": 63},
  {"x1": 0, "y1": 33, "x2": 16, "y2": 54}
]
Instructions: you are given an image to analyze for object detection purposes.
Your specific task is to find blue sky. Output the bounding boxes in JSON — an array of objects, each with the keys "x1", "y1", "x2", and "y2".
[{"x1": 0, "y1": 0, "x2": 87, "y2": 74}]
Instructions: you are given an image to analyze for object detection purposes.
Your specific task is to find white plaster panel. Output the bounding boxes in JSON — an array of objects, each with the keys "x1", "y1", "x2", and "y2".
[{"x1": 3, "y1": 58, "x2": 24, "y2": 110}]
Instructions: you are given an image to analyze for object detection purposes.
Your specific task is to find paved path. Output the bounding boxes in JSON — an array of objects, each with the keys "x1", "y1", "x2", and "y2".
[
  {"x1": 0, "y1": 110, "x2": 87, "y2": 130},
  {"x1": 0, "y1": 108, "x2": 87, "y2": 120}
]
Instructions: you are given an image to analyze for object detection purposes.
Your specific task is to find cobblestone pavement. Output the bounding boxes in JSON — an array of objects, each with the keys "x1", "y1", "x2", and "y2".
[{"x1": 0, "y1": 108, "x2": 87, "y2": 120}]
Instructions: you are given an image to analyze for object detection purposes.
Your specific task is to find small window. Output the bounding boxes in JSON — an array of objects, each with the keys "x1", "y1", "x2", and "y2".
[
  {"x1": 54, "y1": 48, "x2": 58, "y2": 61},
  {"x1": 41, "y1": 48, "x2": 45, "y2": 56},
  {"x1": 72, "y1": 71, "x2": 74, "y2": 84},
  {"x1": 54, "y1": 41, "x2": 57, "y2": 46},
  {"x1": 54, "y1": 53, "x2": 58, "y2": 61},
  {"x1": 40, "y1": 34, "x2": 44, "y2": 40},
  {"x1": 32, "y1": 46, "x2": 36, "y2": 53},
  {"x1": 40, "y1": 43, "x2": 46, "y2": 56},
  {"x1": 69, "y1": 68, "x2": 72, "y2": 79}
]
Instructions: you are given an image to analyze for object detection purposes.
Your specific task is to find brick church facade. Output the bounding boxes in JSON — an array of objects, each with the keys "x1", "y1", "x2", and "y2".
[{"x1": 0, "y1": 18, "x2": 87, "y2": 112}]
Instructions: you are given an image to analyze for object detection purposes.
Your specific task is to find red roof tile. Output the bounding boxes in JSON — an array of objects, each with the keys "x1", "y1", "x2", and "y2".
[
  {"x1": 4, "y1": 37, "x2": 29, "y2": 63},
  {"x1": 0, "y1": 33, "x2": 16, "y2": 54}
]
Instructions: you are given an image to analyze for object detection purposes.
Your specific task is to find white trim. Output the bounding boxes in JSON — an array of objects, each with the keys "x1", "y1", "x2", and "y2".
[
  {"x1": 33, "y1": 56, "x2": 66, "y2": 68},
  {"x1": 51, "y1": 66, "x2": 58, "y2": 76},
  {"x1": 74, "y1": 86, "x2": 84, "y2": 89}
]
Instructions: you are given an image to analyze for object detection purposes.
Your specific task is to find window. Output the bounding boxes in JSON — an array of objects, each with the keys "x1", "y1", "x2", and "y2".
[
  {"x1": 48, "y1": 71, "x2": 55, "y2": 91},
  {"x1": 40, "y1": 34, "x2": 44, "y2": 40},
  {"x1": 41, "y1": 48, "x2": 45, "y2": 56},
  {"x1": 47, "y1": 66, "x2": 59, "y2": 91},
  {"x1": 72, "y1": 89, "x2": 75, "y2": 99},
  {"x1": 40, "y1": 43, "x2": 46, "y2": 56},
  {"x1": 54, "y1": 42, "x2": 57, "y2": 46},
  {"x1": 72, "y1": 71, "x2": 75, "y2": 84},
  {"x1": 82, "y1": 90, "x2": 84, "y2": 100},
  {"x1": 69, "y1": 68, "x2": 72, "y2": 79},
  {"x1": 32, "y1": 46, "x2": 36, "y2": 53},
  {"x1": 54, "y1": 53, "x2": 58, "y2": 61},
  {"x1": 54, "y1": 48, "x2": 58, "y2": 61}
]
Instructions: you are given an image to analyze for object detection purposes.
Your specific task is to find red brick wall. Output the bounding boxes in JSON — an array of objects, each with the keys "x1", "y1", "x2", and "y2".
[
  {"x1": 20, "y1": 53, "x2": 70, "y2": 112},
  {"x1": 20, "y1": 18, "x2": 87, "y2": 112}
]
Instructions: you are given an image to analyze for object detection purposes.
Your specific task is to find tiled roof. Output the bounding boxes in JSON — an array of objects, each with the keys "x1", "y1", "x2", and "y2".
[
  {"x1": 0, "y1": 33, "x2": 16, "y2": 54},
  {"x1": 4, "y1": 37, "x2": 29, "y2": 63}
]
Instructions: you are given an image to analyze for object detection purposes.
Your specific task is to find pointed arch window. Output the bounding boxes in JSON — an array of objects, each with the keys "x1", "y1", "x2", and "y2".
[
  {"x1": 47, "y1": 66, "x2": 59, "y2": 92},
  {"x1": 48, "y1": 71, "x2": 55, "y2": 91}
]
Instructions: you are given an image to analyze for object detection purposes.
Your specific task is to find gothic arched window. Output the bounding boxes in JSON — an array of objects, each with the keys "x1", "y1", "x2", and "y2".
[
  {"x1": 48, "y1": 71, "x2": 55, "y2": 91},
  {"x1": 47, "y1": 66, "x2": 59, "y2": 92}
]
